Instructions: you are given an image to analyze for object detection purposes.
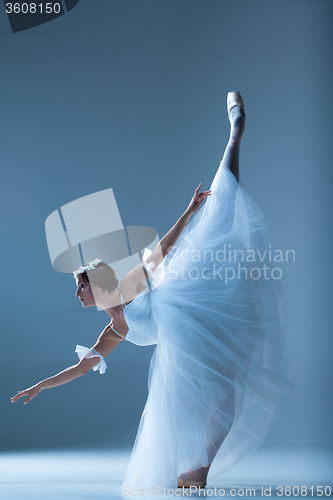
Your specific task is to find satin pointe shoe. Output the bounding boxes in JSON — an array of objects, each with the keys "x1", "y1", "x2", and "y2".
[{"x1": 227, "y1": 91, "x2": 246, "y2": 146}]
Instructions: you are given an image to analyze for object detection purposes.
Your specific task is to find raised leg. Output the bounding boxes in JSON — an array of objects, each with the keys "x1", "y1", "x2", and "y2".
[
  {"x1": 220, "y1": 91, "x2": 246, "y2": 183},
  {"x1": 221, "y1": 142, "x2": 240, "y2": 183}
]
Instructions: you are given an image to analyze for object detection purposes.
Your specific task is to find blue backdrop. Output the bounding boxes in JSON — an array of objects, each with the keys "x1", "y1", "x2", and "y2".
[{"x1": 1, "y1": 0, "x2": 332, "y2": 450}]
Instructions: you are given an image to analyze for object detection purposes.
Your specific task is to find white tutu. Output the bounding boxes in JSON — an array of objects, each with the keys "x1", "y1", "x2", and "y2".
[{"x1": 121, "y1": 162, "x2": 293, "y2": 491}]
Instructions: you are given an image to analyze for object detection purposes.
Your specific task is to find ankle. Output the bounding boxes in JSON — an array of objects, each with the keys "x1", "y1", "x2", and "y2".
[
  {"x1": 178, "y1": 465, "x2": 210, "y2": 481},
  {"x1": 228, "y1": 106, "x2": 245, "y2": 146},
  {"x1": 229, "y1": 138, "x2": 241, "y2": 147}
]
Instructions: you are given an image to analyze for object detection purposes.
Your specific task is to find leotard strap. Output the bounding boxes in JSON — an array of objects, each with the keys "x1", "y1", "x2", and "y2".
[
  {"x1": 141, "y1": 248, "x2": 156, "y2": 279},
  {"x1": 109, "y1": 290, "x2": 127, "y2": 340},
  {"x1": 119, "y1": 290, "x2": 126, "y2": 309},
  {"x1": 109, "y1": 323, "x2": 127, "y2": 340}
]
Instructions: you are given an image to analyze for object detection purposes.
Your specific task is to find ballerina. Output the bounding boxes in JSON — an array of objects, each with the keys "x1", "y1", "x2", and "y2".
[{"x1": 11, "y1": 92, "x2": 293, "y2": 492}]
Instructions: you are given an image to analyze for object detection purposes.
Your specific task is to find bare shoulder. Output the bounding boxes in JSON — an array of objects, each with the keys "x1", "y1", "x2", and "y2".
[
  {"x1": 98, "y1": 324, "x2": 119, "y2": 341},
  {"x1": 119, "y1": 277, "x2": 148, "y2": 305},
  {"x1": 120, "y1": 263, "x2": 148, "y2": 299}
]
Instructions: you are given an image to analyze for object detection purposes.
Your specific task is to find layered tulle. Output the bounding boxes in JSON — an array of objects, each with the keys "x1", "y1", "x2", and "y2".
[{"x1": 121, "y1": 162, "x2": 293, "y2": 491}]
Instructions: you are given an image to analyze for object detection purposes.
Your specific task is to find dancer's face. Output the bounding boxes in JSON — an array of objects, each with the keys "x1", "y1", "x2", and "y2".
[{"x1": 75, "y1": 276, "x2": 96, "y2": 308}]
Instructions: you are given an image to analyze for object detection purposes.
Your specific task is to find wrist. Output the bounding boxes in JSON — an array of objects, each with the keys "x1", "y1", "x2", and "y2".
[{"x1": 38, "y1": 380, "x2": 47, "y2": 390}]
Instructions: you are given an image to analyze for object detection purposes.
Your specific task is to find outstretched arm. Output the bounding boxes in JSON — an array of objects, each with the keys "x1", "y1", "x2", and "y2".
[
  {"x1": 157, "y1": 183, "x2": 211, "y2": 259},
  {"x1": 11, "y1": 328, "x2": 122, "y2": 405},
  {"x1": 121, "y1": 183, "x2": 211, "y2": 295}
]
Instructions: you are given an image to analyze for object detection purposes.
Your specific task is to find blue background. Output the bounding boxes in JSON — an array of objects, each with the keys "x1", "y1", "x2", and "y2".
[{"x1": 0, "y1": 0, "x2": 332, "y2": 450}]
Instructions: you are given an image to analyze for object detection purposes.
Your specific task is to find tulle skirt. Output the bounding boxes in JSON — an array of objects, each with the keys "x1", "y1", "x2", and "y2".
[{"x1": 121, "y1": 161, "x2": 293, "y2": 491}]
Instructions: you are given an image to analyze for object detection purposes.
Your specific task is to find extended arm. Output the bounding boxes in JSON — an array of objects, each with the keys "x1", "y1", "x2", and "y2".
[
  {"x1": 150, "y1": 183, "x2": 211, "y2": 263},
  {"x1": 11, "y1": 328, "x2": 122, "y2": 405},
  {"x1": 120, "y1": 183, "x2": 211, "y2": 295}
]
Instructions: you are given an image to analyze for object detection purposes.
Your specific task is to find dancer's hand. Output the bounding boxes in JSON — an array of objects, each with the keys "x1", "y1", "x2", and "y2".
[
  {"x1": 11, "y1": 383, "x2": 42, "y2": 405},
  {"x1": 186, "y1": 183, "x2": 211, "y2": 215}
]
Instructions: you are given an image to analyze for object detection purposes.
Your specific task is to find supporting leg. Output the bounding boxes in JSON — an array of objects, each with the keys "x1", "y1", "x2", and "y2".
[
  {"x1": 206, "y1": 388, "x2": 236, "y2": 464},
  {"x1": 178, "y1": 389, "x2": 236, "y2": 486}
]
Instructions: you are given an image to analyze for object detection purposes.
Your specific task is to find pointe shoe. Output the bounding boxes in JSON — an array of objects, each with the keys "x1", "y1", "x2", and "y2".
[
  {"x1": 227, "y1": 91, "x2": 246, "y2": 146},
  {"x1": 177, "y1": 464, "x2": 211, "y2": 488},
  {"x1": 178, "y1": 473, "x2": 207, "y2": 488}
]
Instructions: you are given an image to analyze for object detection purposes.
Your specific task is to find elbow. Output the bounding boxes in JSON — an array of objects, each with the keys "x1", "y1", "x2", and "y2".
[
  {"x1": 81, "y1": 364, "x2": 93, "y2": 375},
  {"x1": 75, "y1": 363, "x2": 90, "y2": 376},
  {"x1": 160, "y1": 242, "x2": 172, "y2": 258}
]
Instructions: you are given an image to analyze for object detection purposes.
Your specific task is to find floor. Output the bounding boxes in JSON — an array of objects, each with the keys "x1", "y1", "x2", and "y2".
[{"x1": 0, "y1": 444, "x2": 332, "y2": 499}]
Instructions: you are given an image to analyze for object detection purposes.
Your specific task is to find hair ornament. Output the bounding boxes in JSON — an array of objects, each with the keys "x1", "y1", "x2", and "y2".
[{"x1": 73, "y1": 258, "x2": 102, "y2": 278}]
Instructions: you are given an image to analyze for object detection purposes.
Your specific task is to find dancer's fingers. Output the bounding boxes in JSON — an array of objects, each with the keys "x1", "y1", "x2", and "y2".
[
  {"x1": 11, "y1": 390, "x2": 28, "y2": 403},
  {"x1": 11, "y1": 391, "x2": 23, "y2": 398},
  {"x1": 11, "y1": 394, "x2": 22, "y2": 402}
]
